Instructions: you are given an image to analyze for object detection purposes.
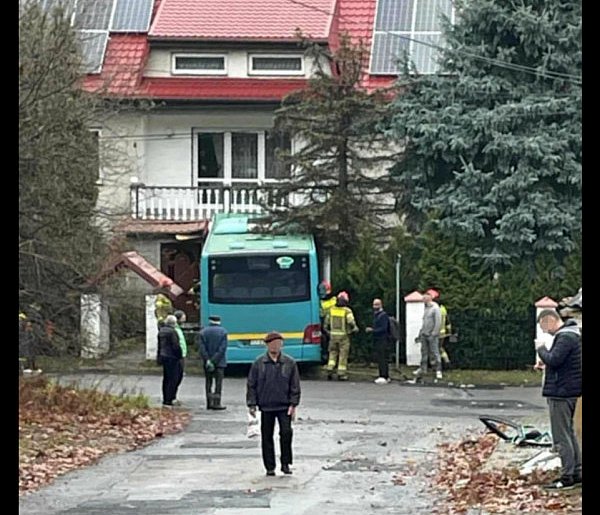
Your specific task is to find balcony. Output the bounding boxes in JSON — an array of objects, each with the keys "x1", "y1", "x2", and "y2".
[{"x1": 130, "y1": 183, "x2": 288, "y2": 221}]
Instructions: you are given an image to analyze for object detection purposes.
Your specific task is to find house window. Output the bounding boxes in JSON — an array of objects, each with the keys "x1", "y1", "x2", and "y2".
[
  {"x1": 232, "y1": 133, "x2": 258, "y2": 179},
  {"x1": 198, "y1": 133, "x2": 224, "y2": 178},
  {"x1": 248, "y1": 54, "x2": 304, "y2": 75},
  {"x1": 370, "y1": 0, "x2": 454, "y2": 75},
  {"x1": 172, "y1": 54, "x2": 227, "y2": 75},
  {"x1": 193, "y1": 130, "x2": 292, "y2": 184},
  {"x1": 265, "y1": 131, "x2": 291, "y2": 179}
]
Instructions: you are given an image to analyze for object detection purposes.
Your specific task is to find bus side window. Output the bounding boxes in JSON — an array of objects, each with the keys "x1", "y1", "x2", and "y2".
[
  {"x1": 295, "y1": 284, "x2": 306, "y2": 296},
  {"x1": 231, "y1": 287, "x2": 250, "y2": 299},
  {"x1": 273, "y1": 286, "x2": 292, "y2": 298},
  {"x1": 214, "y1": 287, "x2": 227, "y2": 299},
  {"x1": 251, "y1": 287, "x2": 271, "y2": 299}
]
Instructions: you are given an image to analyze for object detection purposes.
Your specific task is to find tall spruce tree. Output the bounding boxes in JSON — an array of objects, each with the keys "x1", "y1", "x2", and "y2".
[
  {"x1": 261, "y1": 33, "x2": 400, "y2": 256},
  {"x1": 385, "y1": 0, "x2": 581, "y2": 266}
]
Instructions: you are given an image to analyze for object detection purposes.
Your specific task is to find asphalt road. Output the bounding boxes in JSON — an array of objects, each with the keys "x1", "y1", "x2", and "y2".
[{"x1": 19, "y1": 374, "x2": 546, "y2": 515}]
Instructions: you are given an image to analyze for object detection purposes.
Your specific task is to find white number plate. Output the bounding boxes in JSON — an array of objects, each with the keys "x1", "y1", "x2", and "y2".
[{"x1": 249, "y1": 339, "x2": 264, "y2": 346}]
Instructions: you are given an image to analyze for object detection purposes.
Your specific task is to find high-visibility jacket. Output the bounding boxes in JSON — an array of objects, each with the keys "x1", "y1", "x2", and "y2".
[
  {"x1": 174, "y1": 324, "x2": 187, "y2": 358},
  {"x1": 326, "y1": 305, "x2": 358, "y2": 336},
  {"x1": 155, "y1": 293, "x2": 173, "y2": 323},
  {"x1": 439, "y1": 304, "x2": 451, "y2": 338},
  {"x1": 320, "y1": 296, "x2": 337, "y2": 319}
]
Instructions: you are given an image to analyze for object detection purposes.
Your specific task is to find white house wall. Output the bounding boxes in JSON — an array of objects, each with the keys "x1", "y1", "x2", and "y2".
[
  {"x1": 144, "y1": 108, "x2": 276, "y2": 186},
  {"x1": 145, "y1": 49, "x2": 322, "y2": 79},
  {"x1": 96, "y1": 113, "x2": 147, "y2": 226}
]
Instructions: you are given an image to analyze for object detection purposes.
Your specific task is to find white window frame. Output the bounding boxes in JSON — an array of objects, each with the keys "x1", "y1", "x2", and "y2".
[
  {"x1": 248, "y1": 54, "x2": 305, "y2": 76},
  {"x1": 192, "y1": 129, "x2": 291, "y2": 186},
  {"x1": 171, "y1": 53, "x2": 228, "y2": 76},
  {"x1": 369, "y1": 0, "x2": 455, "y2": 76}
]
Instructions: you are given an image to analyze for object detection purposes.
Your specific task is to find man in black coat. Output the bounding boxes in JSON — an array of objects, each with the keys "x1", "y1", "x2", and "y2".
[
  {"x1": 366, "y1": 298, "x2": 392, "y2": 384},
  {"x1": 157, "y1": 315, "x2": 183, "y2": 407},
  {"x1": 535, "y1": 309, "x2": 582, "y2": 490},
  {"x1": 246, "y1": 332, "x2": 301, "y2": 477}
]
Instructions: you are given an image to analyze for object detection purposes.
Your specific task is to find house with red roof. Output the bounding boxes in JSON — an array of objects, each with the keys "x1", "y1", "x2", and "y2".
[{"x1": 70, "y1": 0, "x2": 451, "y2": 319}]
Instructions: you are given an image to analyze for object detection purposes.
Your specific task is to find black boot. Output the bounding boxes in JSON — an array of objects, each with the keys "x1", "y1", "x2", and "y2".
[
  {"x1": 206, "y1": 393, "x2": 214, "y2": 410},
  {"x1": 212, "y1": 394, "x2": 227, "y2": 410}
]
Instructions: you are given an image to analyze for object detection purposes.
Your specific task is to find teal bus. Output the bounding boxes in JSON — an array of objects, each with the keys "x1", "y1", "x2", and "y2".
[{"x1": 200, "y1": 213, "x2": 322, "y2": 364}]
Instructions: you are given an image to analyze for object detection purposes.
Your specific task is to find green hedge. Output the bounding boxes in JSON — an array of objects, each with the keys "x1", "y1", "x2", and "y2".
[
  {"x1": 329, "y1": 224, "x2": 580, "y2": 370},
  {"x1": 447, "y1": 309, "x2": 537, "y2": 370}
]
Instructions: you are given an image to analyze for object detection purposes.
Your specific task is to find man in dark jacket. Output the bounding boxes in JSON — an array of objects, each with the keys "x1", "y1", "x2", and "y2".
[
  {"x1": 536, "y1": 309, "x2": 582, "y2": 490},
  {"x1": 157, "y1": 315, "x2": 182, "y2": 408},
  {"x1": 366, "y1": 298, "x2": 392, "y2": 384},
  {"x1": 246, "y1": 332, "x2": 301, "y2": 477},
  {"x1": 198, "y1": 315, "x2": 228, "y2": 410}
]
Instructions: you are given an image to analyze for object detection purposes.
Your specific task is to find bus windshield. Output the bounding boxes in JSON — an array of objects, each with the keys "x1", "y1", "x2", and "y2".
[{"x1": 209, "y1": 254, "x2": 310, "y2": 304}]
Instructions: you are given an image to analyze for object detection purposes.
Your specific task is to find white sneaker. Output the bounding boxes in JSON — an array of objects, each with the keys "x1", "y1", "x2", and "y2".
[
  {"x1": 412, "y1": 368, "x2": 423, "y2": 376},
  {"x1": 374, "y1": 377, "x2": 387, "y2": 384},
  {"x1": 385, "y1": 378, "x2": 392, "y2": 384},
  {"x1": 436, "y1": 371, "x2": 443, "y2": 380}
]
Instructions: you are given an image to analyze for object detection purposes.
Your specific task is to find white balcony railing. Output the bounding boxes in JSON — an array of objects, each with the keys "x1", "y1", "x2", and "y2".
[{"x1": 130, "y1": 184, "x2": 288, "y2": 220}]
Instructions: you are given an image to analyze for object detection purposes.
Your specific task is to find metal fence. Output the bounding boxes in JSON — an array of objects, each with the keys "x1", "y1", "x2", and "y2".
[{"x1": 446, "y1": 308, "x2": 537, "y2": 370}]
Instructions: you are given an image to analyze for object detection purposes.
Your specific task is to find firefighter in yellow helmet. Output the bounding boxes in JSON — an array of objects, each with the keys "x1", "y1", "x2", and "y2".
[{"x1": 324, "y1": 291, "x2": 358, "y2": 381}]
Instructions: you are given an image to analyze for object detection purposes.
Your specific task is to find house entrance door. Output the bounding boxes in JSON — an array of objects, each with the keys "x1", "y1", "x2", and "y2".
[{"x1": 160, "y1": 242, "x2": 200, "y2": 323}]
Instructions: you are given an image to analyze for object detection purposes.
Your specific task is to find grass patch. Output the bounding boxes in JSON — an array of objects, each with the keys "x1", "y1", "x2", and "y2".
[
  {"x1": 19, "y1": 376, "x2": 190, "y2": 494},
  {"x1": 342, "y1": 363, "x2": 542, "y2": 386}
]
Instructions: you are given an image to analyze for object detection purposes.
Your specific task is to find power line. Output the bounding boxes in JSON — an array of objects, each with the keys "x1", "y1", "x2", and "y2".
[
  {"x1": 284, "y1": 0, "x2": 581, "y2": 85},
  {"x1": 98, "y1": 108, "x2": 579, "y2": 142}
]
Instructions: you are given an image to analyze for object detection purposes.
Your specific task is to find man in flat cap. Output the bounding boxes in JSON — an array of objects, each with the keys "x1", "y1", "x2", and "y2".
[
  {"x1": 198, "y1": 315, "x2": 228, "y2": 410},
  {"x1": 246, "y1": 331, "x2": 301, "y2": 476}
]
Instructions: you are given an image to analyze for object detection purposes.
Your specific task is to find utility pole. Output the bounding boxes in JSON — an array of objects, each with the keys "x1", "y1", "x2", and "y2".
[{"x1": 395, "y1": 254, "x2": 401, "y2": 370}]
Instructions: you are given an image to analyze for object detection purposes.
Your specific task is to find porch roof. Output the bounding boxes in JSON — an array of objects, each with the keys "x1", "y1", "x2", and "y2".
[{"x1": 115, "y1": 219, "x2": 208, "y2": 236}]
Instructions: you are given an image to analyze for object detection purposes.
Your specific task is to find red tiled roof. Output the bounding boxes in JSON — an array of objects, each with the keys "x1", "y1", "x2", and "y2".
[
  {"x1": 82, "y1": 0, "x2": 394, "y2": 100},
  {"x1": 115, "y1": 219, "x2": 208, "y2": 235},
  {"x1": 332, "y1": 0, "x2": 395, "y2": 91},
  {"x1": 149, "y1": 0, "x2": 335, "y2": 41},
  {"x1": 140, "y1": 77, "x2": 308, "y2": 100},
  {"x1": 83, "y1": 34, "x2": 149, "y2": 95}
]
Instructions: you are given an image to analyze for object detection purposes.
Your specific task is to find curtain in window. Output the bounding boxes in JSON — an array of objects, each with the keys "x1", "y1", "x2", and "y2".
[
  {"x1": 198, "y1": 133, "x2": 224, "y2": 178},
  {"x1": 265, "y1": 131, "x2": 291, "y2": 179},
  {"x1": 232, "y1": 133, "x2": 258, "y2": 179}
]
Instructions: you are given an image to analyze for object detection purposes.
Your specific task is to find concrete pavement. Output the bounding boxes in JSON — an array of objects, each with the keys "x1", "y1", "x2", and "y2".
[{"x1": 19, "y1": 374, "x2": 547, "y2": 515}]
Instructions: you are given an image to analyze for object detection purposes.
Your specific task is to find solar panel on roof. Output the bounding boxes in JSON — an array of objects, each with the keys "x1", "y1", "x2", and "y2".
[
  {"x1": 374, "y1": 0, "x2": 412, "y2": 32},
  {"x1": 370, "y1": 33, "x2": 409, "y2": 75},
  {"x1": 111, "y1": 0, "x2": 153, "y2": 32},
  {"x1": 411, "y1": 34, "x2": 443, "y2": 74},
  {"x1": 74, "y1": 0, "x2": 114, "y2": 30},
  {"x1": 38, "y1": 0, "x2": 76, "y2": 16},
  {"x1": 78, "y1": 30, "x2": 109, "y2": 74},
  {"x1": 371, "y1": 0, "x2": 453, "y2": 75}
]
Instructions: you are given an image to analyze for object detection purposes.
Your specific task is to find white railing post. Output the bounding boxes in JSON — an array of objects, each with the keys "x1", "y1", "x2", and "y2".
[
  {"x1": 129, "y1": 184, "x2": 289, "y2": 221},
  {"x1": 224, "y1": 187, "x2": 231, "y2": 214}
]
